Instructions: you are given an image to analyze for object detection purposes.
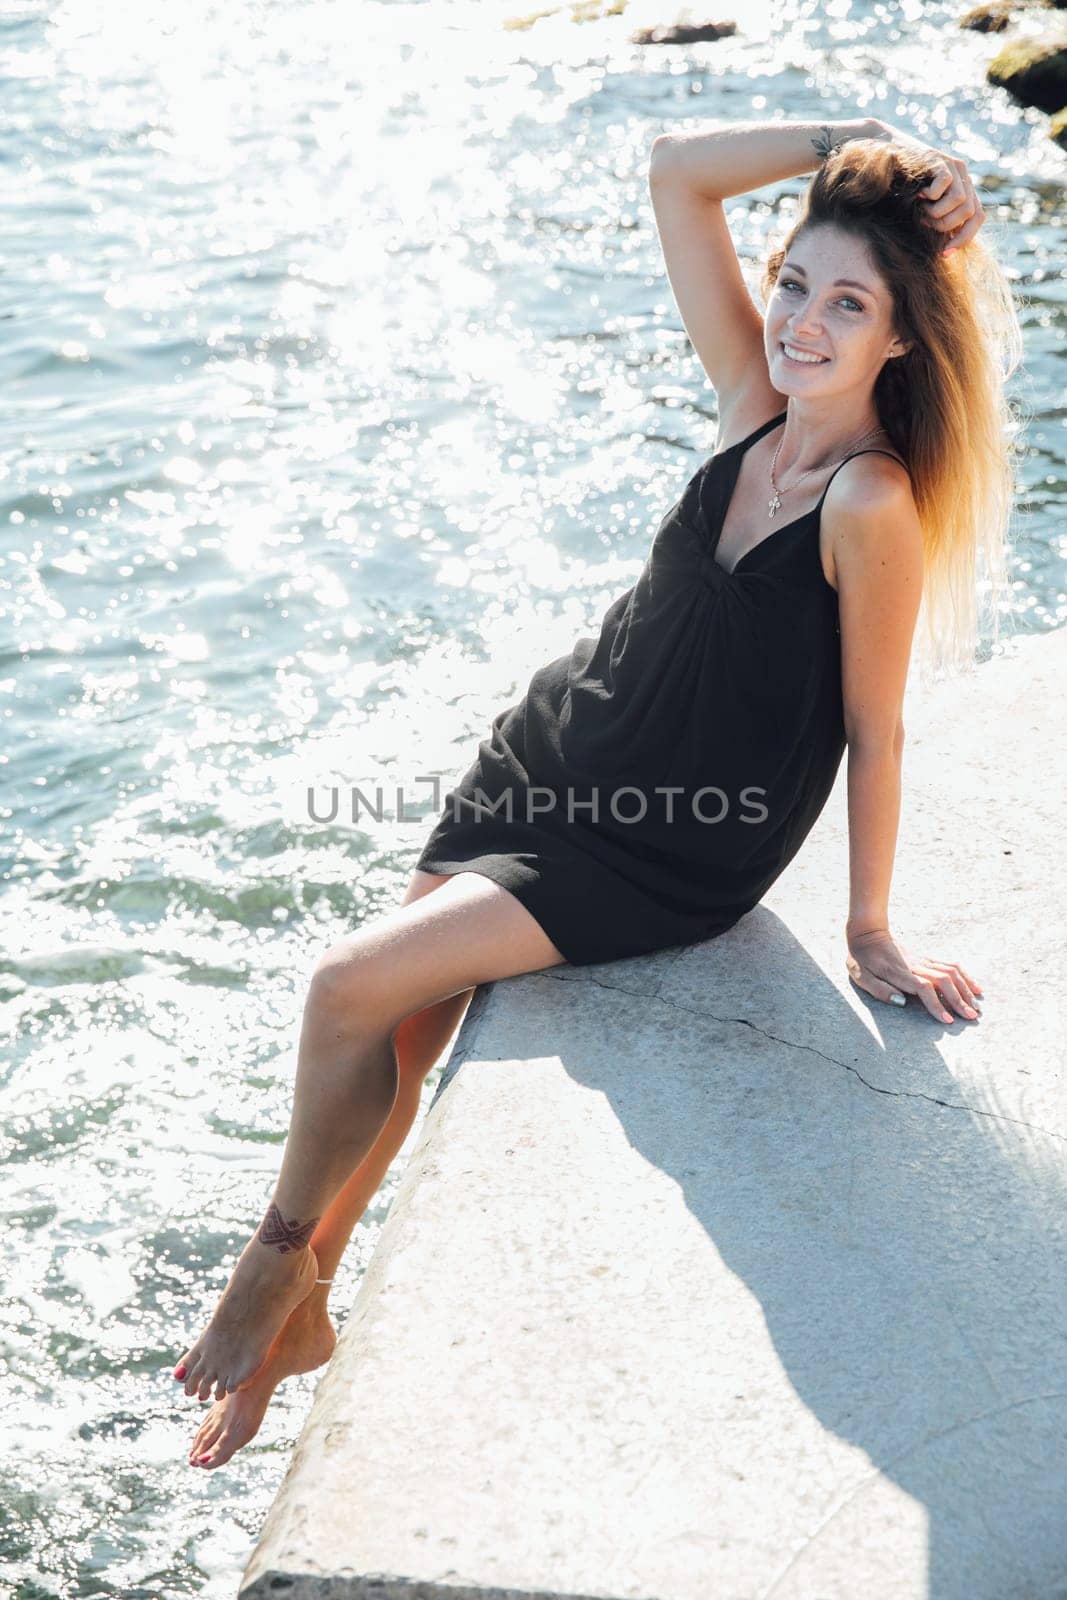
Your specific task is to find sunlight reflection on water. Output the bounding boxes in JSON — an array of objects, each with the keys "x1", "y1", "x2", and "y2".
[{"x1": 0, "y1": 0, "x2": 1062, "y2": 1592}]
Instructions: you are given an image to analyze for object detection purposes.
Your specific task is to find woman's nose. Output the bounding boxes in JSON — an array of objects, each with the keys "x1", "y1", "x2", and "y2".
[{"x1": 791, "y1": 304, "x2": 824, "y2": 335}]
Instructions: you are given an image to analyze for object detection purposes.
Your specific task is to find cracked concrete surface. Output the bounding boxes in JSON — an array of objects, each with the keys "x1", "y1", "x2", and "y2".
[{"x1": 240, "y1": 628, "x2": 1066, "y2": 1600}]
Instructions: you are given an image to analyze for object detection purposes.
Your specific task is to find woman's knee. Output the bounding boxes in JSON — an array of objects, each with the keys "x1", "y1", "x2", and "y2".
[
  {"x1": 307, "y1": 872, "x2": 566, "y2": 1038},
  {"x1": 308, "y1": 938, "x2": 467, "y2": 1050},
  {"x1": 305, "y1": 870, "x2": 451, "y2": 1028},
  {"x1": 306, "y1": 938, "x2": 382, "y2": 1027},
  {"x1": 392, "y1": 986, "x2": 474, "y2": 1083}
]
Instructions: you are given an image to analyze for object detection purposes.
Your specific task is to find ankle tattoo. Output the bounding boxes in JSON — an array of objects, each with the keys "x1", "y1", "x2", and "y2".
[{"x1": 257, "y1": 1202, "x2": 319, "y2": 1255}]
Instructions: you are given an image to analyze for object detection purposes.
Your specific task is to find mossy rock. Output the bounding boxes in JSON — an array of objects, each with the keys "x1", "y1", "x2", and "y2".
[
  {"x1": 1049, "y1": 106, "x2": 1067, "y2": 146},
  {"x1": 632, "y1": 18, "x2": 737, "y2": 42},
  {"x1": 504, "y1": 0, "x2": 626, "y2": 30},
  {"x1": 960, "y1": 2, "x2": 1014, "y2": 31},
  {"x1": 987, "y1": 34, "x2": 1067, "y2": 112}
]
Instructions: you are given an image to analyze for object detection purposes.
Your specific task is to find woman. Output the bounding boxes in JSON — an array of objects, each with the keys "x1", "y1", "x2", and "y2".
[{"x1": 176, "y1": 115, "x2": 1021, "y2": 1466}]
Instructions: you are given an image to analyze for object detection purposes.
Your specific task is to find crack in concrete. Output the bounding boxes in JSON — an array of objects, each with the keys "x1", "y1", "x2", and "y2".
[
  {"x1": 542, "y1": 970, "x2": 1065, "y2": 1145},
  {"x1": 652, "y1": 945, "x2": 692, "y2": 1001}
]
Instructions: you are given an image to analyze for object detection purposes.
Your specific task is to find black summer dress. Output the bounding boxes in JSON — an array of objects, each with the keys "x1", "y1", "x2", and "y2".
[{"x1": 415, "y1": 410, "x2": 909, "y2": 967}]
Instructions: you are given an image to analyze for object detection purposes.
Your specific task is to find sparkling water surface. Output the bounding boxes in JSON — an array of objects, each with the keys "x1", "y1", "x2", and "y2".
[{"x1": 1, "y1": 0, "x2": 1063, "y2": 1593}]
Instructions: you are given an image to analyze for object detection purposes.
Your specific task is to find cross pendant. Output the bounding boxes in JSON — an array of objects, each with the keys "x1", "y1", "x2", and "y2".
[{"x1": 767, "y1": 491, "x2": 782, "y2": 518}]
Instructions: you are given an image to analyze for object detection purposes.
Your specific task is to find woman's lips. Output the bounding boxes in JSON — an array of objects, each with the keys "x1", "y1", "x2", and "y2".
[{"x1": 779, "y1": 341, "x2": 830, "y2": 366}]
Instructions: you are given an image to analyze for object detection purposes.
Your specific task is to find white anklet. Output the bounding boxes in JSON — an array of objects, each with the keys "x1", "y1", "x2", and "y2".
[{"x1": 314, "y1": 1277, "x2": 333, "y2": 1284}]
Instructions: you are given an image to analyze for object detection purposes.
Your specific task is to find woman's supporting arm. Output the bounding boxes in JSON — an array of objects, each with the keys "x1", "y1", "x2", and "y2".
[
  {"x1": 825, "y1": 458, "x2": 924, "y2": 940},
  {"x1": 844, "y1": 740, "x2": 905, "y2": 939}
]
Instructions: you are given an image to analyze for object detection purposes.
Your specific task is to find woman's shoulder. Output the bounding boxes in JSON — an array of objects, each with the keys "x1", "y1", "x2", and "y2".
[
  {"x1": 820, "y1": 451, "x2": 918, "y2": 594},
  {"x1": 828, "y1": 448, "x2": 912, "y2": 492}
]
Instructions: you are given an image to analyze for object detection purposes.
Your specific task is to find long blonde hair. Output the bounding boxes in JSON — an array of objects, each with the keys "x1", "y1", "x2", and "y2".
[{"x1": 759, "y1": 137, "x2": 1027, "y2": 684}]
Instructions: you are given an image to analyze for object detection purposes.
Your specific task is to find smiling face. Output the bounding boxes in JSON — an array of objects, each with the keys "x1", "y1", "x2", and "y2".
[{"x1": 764, "y1": 224, "x2": 910, "y2": 399}]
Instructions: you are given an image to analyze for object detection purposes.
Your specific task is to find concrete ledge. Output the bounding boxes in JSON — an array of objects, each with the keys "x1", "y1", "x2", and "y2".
[{"x1": 240, "y1": 629, "x2": 1067, "y2": 1600}]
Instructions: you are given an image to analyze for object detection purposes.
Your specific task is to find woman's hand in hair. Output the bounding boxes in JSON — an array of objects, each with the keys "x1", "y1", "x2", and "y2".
[
  {"x1": 916, "y1": 152, "x2": 986, "y2": 254},
  {"x1": 867, "y1": 122, "x2": 986, "y2": 254},
  {"x1": 845, "y1": 926, "x2": 983, "y2": 1023}
]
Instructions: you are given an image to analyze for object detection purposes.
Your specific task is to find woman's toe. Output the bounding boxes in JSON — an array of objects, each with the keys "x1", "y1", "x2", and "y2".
[
  {"x1": 205, "y1": 1433, "x2": 237, "y2": 1468},
  {"x1": 174, "y1": 1346, "x2": 196, "y2": 1381},
  {"x1": 186, "y1": 1363, "x2": 209, "y2": 1399},
  {"x1": 192, "y1": 1416, "x2": 220, "y2": 1458}
]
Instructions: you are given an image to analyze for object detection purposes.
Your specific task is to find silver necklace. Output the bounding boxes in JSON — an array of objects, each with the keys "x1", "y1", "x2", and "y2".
[{"x1": 767, "y1": 423, "x2": 887, "y2": 519}]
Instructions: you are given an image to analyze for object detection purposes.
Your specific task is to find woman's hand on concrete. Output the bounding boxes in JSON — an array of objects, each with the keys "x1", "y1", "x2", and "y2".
[{"x1": 845, "y1": 927, "x2": 983, "y2": 1022}]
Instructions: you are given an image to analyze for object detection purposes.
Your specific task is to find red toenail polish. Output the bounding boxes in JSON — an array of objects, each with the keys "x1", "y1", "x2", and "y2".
[{"x1": 175, "y1": 1366, "x2": 187, "y2": 1379}]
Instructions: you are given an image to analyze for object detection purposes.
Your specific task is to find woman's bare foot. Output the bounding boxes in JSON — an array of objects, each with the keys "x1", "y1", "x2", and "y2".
[
  {"x1": 187, "y1": 1289, "x2": 338, "y2": 1470},
  {"x1": 173, "y1": 1224, "x2": 321, "y2": 1403}
]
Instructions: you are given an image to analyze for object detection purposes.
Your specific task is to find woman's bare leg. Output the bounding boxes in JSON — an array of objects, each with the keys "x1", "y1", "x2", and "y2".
[
  {"x1": 187, "y1": 873, "x2": 477, "y2": 1467},
  {"x1": 257, "y1": 869, "x2": 476, "y2": 1281},
  {"x1": 173, "y1": 869, "x2": 566, "y2": 1407}
]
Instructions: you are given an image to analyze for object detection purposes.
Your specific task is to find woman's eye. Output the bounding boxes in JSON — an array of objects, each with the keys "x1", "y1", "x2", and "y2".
[{"x1": 780, "y1": 278, "x2": 861, "y2": 311}]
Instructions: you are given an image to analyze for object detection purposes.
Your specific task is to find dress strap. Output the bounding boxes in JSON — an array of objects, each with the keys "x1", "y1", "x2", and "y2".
[
  {"x1": 817, "y1": 446, "x2": 911, "y2": 505},
  {"x1": 731, "y1": 410, "x2": 787, "y2": 454}
]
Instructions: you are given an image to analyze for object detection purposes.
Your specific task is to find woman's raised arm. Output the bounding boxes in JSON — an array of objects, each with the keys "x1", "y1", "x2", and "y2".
[
  {"x1": 649, "y1": 117, "x2": 879, "y2": 202},
  {"x1": 647, "y1": 119, "x2": 877, "y2": 414}
]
